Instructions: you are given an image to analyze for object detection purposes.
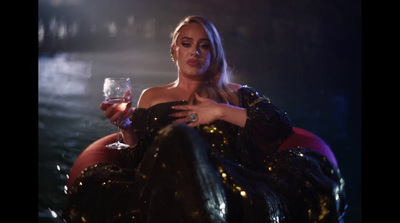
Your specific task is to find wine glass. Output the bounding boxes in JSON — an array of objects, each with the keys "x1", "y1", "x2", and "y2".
[{"x1": 103, "y1": 77, "x2": 132, "y2": 149}]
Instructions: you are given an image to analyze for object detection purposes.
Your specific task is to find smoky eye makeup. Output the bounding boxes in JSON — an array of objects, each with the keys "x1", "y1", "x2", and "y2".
[
  {"x1": 199, "y1": 42, "x2": 210, "y2": 49},
  {"x1": 181, "y1": 42, "x2": 191, "y2": 47}
]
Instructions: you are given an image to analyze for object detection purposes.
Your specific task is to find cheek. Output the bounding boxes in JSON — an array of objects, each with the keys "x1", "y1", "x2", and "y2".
[
  {"x1": 203, "y1": 53, "x2": 211, "y2": 68},
  {"x1": 175, "y1": 46, "x2": 189, "y2": 57},
  {"x1": 174, "y1": 46, "x2": 180, "y2": 57}
]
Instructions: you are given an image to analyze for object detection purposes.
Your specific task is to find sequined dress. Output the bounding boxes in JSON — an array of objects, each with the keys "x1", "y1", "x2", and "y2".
[{"x1": 64, "y1": 86, "x2": 347, "y2": 223}]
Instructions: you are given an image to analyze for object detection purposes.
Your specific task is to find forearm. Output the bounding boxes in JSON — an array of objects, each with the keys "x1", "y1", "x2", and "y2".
[
  {"x1": 216, "y1": 103, "x2": 247, "y2": 128},
  {"x1": 121, "y1": 126, "x2": 139, "y2": 148}
]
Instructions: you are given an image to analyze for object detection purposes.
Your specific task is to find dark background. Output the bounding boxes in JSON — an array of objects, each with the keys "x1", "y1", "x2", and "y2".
[{"x1": 38, "y1": 0, "x2": 361, "y2": 222}]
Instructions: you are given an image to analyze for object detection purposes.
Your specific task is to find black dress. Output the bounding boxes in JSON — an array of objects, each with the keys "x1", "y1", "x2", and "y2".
[{"x1": 64, "y1": 86, "x2": 347, "y2": 223}]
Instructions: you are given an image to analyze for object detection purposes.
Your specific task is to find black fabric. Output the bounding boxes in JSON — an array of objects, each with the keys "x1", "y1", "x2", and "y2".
[{"x1": 64, "y1": 86, "x2": 347, "y2": 222}]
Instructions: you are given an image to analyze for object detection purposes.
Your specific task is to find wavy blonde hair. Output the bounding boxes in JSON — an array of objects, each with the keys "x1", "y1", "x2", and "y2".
[{"x1": 170, "y1": 15, "x2": 239, "y2": 106}]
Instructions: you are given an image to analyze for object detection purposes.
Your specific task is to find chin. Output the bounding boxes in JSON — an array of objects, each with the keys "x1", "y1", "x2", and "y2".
[{"x1": 182, "y1": 68, "x2": 207, "y2": 77}]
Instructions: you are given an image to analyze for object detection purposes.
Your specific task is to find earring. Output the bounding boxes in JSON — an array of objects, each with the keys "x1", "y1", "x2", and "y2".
[{"x1": 170, "y1": 46, "x2": 176, "y2": 63}]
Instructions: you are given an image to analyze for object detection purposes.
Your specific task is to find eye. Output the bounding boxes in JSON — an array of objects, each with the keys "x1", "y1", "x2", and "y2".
[
  {"x1": 200, "y1": 44, "x2": 210, "y2": 50},
  {"x1": 181, "y1": 42, "x2": 191, "y2": 48}
]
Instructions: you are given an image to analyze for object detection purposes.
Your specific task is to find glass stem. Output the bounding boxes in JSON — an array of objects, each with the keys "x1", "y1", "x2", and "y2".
[{"x1": 116, "y1": 127, "x2": 121, "y2": 143}]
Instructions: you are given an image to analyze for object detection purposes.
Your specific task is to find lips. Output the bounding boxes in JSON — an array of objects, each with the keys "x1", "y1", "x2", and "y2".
[{"x1": 187, "y1": 59, "x2": 200, "y2": 67}]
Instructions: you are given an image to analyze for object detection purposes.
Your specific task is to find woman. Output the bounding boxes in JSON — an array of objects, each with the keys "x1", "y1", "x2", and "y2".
[{"x1": 64, "y1": 15, "x2": 346, "y2": 222}]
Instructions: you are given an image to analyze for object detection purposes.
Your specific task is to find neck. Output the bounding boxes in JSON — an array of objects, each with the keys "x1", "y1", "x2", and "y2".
[{"x1": 171, "y1": 75, "x2": 203, "y2": 94}]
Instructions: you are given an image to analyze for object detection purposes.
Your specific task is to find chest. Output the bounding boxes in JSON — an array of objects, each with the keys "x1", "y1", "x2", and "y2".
[{"x1": 150, "y1": 90, "x2": 191, "y2": 107}]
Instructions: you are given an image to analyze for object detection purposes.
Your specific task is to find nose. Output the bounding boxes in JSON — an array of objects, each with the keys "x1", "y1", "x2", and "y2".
[{"x1": 192, "y1": 47, "x2": 200, "y2": 57}]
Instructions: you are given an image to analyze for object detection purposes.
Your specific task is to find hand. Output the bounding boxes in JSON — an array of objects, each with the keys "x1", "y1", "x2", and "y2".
[
  {"x1": 170, "y1": 93, "x2": 221, "y2": 127},
  {"x1": 100, "y1": 100, "x2": 135, "y2": 130}
]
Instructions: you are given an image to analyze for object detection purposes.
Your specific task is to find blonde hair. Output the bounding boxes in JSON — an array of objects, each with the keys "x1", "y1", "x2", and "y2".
[{"x1": 170, "y1": 15, "x2": 239, "y2": 106}]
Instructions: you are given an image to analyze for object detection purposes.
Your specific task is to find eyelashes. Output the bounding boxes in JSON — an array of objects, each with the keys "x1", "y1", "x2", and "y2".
[
  {"x1": 200, "y1": 44, "x2": 210, "y2": 50},
  {"x1": 181, "y1": 42, "x2": 210, "y2": 50},
  {"x1": 181, "y1": 42, "x2": 191, "y2": 47}
]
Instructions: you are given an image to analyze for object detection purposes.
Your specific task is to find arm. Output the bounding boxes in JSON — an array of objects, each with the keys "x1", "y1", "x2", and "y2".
[
  {"x1": 239, "y1": 86, "x2": 293, "y2": 154},
  {"x1": 120, "y1": 125, "x2": 139, "y2": 148},
  {"x1": 215, "y1": 103, "x2": 247, "y2": 128},
  {"x1": 171, "y1": 93, "x2": 247, "y2": 128},
  {"x1": 121, "y1": 85, "x2": 165, "y2": 147}
]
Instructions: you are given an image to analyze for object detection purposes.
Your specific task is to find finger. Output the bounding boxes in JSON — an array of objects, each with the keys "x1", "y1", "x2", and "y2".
[
  {"x1": 100, "y1": 101, "x2": 113, "y2": 111},
  {"x1": 120, "y1": 108, "x2": 135, "y2": 120},
  {"x1": 110, "y1": 110, "x2": 124, "y2": 123},
  {"x1": 169, "y1": 110, "x2": 190, "y2": 118},
  {"x1": 118, "y1": 101, "x2": 132, "y2": 111},
  {"x1": 124, "y1": 100, "x2": 132, "y2": 108},
  {"x1": 111, "y1": 107, "x2": 135, "y2": 122},
  {"x1": 172, "y1": 105, "x2": 194, "y2": 111},
  {"x1": 104, "y1": 104, "x2": 117, "y2": 118}
]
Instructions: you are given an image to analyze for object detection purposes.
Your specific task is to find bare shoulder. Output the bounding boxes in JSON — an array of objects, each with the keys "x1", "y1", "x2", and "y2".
[
  {"x1": 228, "y1": 82, "x2": 243, "y2": 91},
  {"x1": 137, "y1": 83, "x2": 175, "y2": 108}
]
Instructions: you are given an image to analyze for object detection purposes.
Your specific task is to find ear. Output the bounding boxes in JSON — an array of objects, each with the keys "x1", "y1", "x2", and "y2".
[{"x1": 170, "y1": 45, "x2": 176, "y2": 63}]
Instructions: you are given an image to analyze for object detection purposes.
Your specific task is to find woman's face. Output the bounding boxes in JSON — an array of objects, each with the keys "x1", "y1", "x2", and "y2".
[{"x1": 173, "y1": 22, "x2": 211, "y2": 80}]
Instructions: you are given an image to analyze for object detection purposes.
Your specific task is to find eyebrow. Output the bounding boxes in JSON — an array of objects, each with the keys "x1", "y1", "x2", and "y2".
[{"x1": 180, "y1": 37, "x2": 210, "y2": 42}]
